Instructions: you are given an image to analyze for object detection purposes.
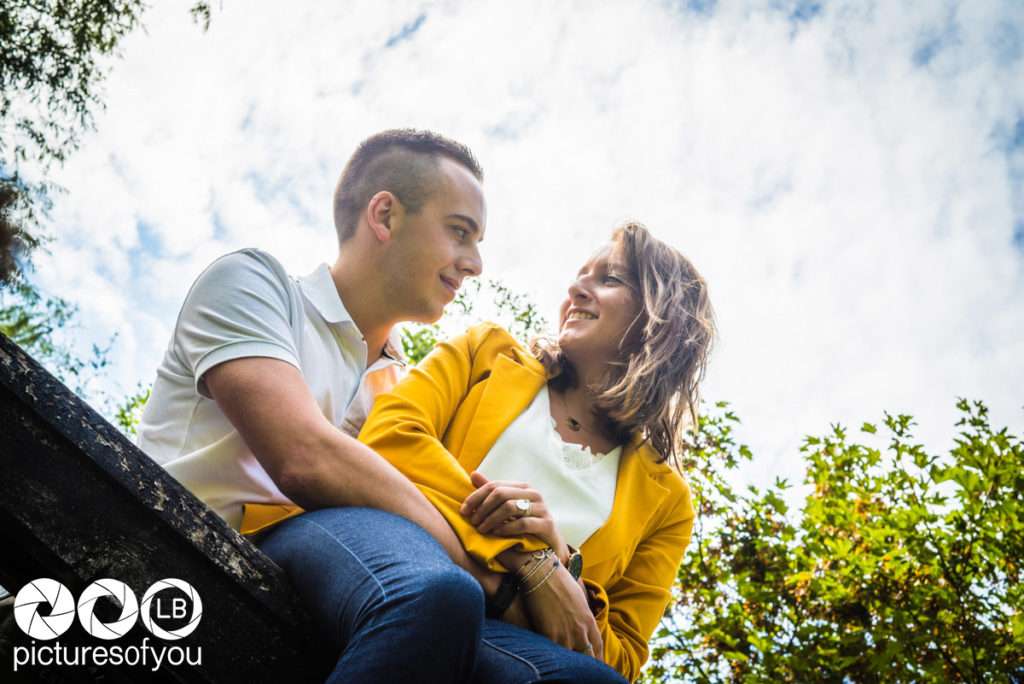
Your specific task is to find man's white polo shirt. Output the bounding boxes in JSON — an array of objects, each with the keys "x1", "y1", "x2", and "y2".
[{"x1": 137, "y1": 248, "x2": 403, "y2": 530}]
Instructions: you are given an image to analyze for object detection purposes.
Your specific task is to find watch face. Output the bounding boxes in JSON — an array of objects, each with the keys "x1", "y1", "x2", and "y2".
[{"x1": 568, "y1": 553, "x2": 583, "y2": 580}]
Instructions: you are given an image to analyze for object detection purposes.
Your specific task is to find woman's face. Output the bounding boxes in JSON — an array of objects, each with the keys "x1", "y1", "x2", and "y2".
[{"x1": 557, "y1": 243, "x2": 643, "y2": 368}]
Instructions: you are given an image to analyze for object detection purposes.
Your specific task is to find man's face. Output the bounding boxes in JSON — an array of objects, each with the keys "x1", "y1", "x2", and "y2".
[{"x1": 389, "y1": 157, "x2": 487, "y2": 323}]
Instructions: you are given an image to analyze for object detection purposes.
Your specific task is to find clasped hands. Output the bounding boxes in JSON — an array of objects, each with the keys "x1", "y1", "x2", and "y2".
[{"x1": 460, "y1": 471, "x2": 604, "y2": 660}]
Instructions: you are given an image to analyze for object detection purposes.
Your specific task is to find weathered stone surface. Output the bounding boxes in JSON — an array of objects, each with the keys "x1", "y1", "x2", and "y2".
[{"x1": 0, "y1": 333, "x2": 333, "y2": 682}]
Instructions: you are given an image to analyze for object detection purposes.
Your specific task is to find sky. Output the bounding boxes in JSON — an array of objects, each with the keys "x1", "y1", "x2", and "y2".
[{"x1": 26, "y1": 0, "x2": 1024, "y2": 493}]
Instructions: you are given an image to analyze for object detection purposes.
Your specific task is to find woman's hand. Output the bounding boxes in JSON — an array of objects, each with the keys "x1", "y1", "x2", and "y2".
[
  {"x1": 460, "y1": 471, "x2": 569, "y2": 562},
  {"x1": 520, "y1": 562, "x2": 604, "y2": 660}
]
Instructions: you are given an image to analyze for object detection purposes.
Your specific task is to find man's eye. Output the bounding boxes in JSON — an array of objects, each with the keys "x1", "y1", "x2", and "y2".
[{"x1": 451, "y1": 226, "x2": 468, "y2": 240}]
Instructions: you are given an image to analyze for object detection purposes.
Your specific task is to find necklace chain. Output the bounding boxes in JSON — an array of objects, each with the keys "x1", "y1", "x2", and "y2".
[{"x1": 556, "y1": 388, "x2": 590, "y2": 434}]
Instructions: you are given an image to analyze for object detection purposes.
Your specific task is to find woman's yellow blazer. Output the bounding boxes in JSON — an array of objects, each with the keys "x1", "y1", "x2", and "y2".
[{"x1": 358, "y1": 323, "x2": 695, "y2": 682}]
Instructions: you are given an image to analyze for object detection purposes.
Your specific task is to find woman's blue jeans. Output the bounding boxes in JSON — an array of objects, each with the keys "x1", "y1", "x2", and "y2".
[{"x1": 257, "y1": 507, "x2": 628, "y2": 684}]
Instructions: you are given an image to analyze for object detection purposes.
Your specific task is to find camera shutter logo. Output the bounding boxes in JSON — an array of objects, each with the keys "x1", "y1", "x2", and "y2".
[
  {"x1": 76, "y1": 579, "x2": 139, "y2": 640},
  {"x1": 13, "y1": 578, "x2": 76, "y2": 640},
  {"x1": 140, "y1": 578, "x2": 203, "y2": 640}
]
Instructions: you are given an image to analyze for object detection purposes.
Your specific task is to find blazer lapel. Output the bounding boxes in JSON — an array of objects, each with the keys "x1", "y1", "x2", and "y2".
[
  {"x1": 458, "y1": 351, "x2": 546, "y2": 472},
  {"x1": 580, "y1": 437, "x2": 670, "y2": 569}
]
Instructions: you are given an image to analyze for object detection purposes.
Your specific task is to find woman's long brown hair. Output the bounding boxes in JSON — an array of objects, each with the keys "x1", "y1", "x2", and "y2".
[{"x1": 533, "y1": 221, "x2": 716, "y2": 469}]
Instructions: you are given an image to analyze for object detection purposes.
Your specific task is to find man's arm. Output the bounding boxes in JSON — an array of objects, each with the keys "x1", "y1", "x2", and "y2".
[{"x1": 204, "y1": 355, "x2": 500, "y2": 595}]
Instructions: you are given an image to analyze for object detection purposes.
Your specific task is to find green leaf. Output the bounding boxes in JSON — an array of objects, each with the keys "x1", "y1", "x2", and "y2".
[{"x1": 786, "y1": 571, "x2": 813, "y2": 585}]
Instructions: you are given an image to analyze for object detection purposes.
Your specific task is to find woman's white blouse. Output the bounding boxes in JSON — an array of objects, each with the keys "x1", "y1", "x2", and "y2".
[{"x1": 475, "y1": 385, "x2": 621, "y2": 549}]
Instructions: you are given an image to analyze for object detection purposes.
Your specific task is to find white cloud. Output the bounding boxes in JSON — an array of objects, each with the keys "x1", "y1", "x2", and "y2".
[{"x1": 30, "y1": 0, "x2": 1024, "y2": 491}]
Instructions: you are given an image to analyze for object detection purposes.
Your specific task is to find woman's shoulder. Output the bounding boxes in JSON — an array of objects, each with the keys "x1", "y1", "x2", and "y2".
[
  {"x1": 433, "y1": 323, "x2": 543, "y2": 380},
  {"x1": 462, "y1": 321, "x2": 517, "y2": 347},
  {"x1": 457, "y1": 322, "x2": 534, "y2": 363}
]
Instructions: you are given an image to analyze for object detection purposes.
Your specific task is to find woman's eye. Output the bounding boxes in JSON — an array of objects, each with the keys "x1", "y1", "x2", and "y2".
[{"x1": 603, "y1": 275, "x2": 622, "y2": 285}]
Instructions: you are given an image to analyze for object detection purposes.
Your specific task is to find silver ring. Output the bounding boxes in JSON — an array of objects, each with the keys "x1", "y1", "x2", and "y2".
[{"x1": 513, "y1": 498, "x2": 532, "y2": 518}]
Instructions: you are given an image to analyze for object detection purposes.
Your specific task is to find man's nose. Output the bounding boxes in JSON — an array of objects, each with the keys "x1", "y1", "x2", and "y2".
[{"x1": 457, "y1": 247, "x2": 482, "y2": 278}]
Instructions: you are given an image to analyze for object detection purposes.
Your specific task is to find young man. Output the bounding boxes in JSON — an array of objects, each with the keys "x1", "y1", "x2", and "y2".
[{"x1": 138, "y1": 129, "x2": 494, "y2": 682}]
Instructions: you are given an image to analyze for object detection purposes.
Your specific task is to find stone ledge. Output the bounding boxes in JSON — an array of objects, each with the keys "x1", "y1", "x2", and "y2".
[{"x1": 0, "y1": 332, "x2": 333, "y2": 682}]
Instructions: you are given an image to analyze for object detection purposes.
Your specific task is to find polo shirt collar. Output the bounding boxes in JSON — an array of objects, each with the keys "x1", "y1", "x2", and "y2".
[
  {"x1": 299, "y1": 264, "x2": 352, "y2": 325},
  {"x1": 299, "y1": 264, "x2": 406, "y2": 365}
]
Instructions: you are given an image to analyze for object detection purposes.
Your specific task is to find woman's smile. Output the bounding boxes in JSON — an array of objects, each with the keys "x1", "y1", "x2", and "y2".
[{"x1": 564, "y1": 309, "x2": 598, "y2": 323}]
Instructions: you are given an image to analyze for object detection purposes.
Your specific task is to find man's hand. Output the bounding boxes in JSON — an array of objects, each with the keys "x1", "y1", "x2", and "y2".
[
  {"x1": 501, "y1": 594, "x2": 531, "y2": 630},
  {"x1": 475, "y1": 564, "x2": 502, "y2": 598}
]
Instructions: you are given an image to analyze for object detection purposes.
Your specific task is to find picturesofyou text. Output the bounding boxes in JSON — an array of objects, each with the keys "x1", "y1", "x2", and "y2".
[{"x1": 10, "y1": 577, "x2": 203, "y2": 673}]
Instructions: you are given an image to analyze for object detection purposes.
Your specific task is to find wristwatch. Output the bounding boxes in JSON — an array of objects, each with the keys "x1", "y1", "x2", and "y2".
[
  {"x1": 564, "y1": 544, "x2": 583, "y2": 581},
  {"x1": 485, "y1": 572, "x2": 520, "y2": 619}
]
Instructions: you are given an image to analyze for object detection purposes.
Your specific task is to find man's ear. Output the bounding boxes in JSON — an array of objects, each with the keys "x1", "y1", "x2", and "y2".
[{"x1": 365, "y1": 191, "x2": 401, "y2": 243}]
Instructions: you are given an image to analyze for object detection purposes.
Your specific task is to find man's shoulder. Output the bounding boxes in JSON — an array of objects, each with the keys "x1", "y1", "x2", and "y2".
[
  {"x1": 197, "y1": 248, "x2": 293, "y2": 289},
  {"x1": 179, "y1": 248, "x2": 301, "y2": 319},
  {"x1": 169, "y1": 247, "x2": 303, "y2": 357}
]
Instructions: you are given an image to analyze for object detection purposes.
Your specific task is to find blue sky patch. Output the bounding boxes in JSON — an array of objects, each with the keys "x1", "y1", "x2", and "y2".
[
  {"x1": 1012, "y1": 117, "x2": 1024, "y2": 151},
  {"x1": 991, "y1": 116, "x2": 1024, "y2": 155},
  {"x1": 913, "y1": 37, "x2": 943, "y2": 67},
  {"x1": 240, "y1": 102, "x2": 256, "y2": 131},
  {"x1": 245, "y1": 170, "x2": 286, "y2": 201},
  {"x1": 486, "y1": 108, "x2": 541, "y2": 141},
  {"x1": 912, "y1": 14, "x2": 960, "y2": 68},
  {"x1": 136, "y1": 220, "x2": 164, "y2": 258},
  {"x1": 675, "y1": 0, "x2": 716, "y2": 17},
  {"x1": 782, "y1": 0, "x2": 823, "y2": 25},
  {"x1": 748, "y1": 177, "x2": 793, "y2": 211},
  {"x1": 212, "y1": 212, "x2": 228, "y2": 242},
  {"x1": 991, "y1": 21, "x2": 1022, "y2": 65},
  {"x1": 385, "y1": 13, "x2": 427, "y2": 49},
  {"x1": 789, "y1": 0, "x2": 821, "y2": 24}
]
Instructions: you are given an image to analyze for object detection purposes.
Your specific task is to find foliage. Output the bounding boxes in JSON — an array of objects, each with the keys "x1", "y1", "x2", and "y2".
[
  {"x1": 643, "y1": 400, "x2": 1023, "y2": 683},
  {"x1": 114, "y1": 384, "x2": 150, "y2": 436},
  {"x1": 0, "y1": 0, "x2": 147, "y2": 422},
  {"x1": 0, "y1": 183, "x2": 24, "y2": 281},
  {"x1": 1, "y1": 0, "x2": 146, "y2": 279},
  {"x1": 0, "y1": 277, "x2": 111, "y2": 397},
  {"x1": 0, "y1": 0, "x2": 210, "y2": 429},
  {"x1": 400, "y1": 323, "x2": 444, "y2": 366},
  {"x1": 0, "y1": 0, "x2": 144, "y2": 170},
  {"x1": 188, "y1": 1, "x2": 215, "y2": 32}
]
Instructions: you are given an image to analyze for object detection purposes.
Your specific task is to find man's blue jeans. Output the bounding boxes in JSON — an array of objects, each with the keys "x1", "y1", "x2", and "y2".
[{"x1": 257, "y1": 507, "x2": 628, "y2": 684}]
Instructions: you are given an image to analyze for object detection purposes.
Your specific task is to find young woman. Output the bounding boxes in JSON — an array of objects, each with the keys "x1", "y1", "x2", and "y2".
[{"x1": 358, "y1": 221, "x2": 716, "y2": 683}]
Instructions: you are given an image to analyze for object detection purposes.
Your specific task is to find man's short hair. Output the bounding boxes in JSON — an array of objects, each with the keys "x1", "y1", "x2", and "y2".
[{"x1": 333, "y1": 129, "x2": 484, "y2": 243}]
